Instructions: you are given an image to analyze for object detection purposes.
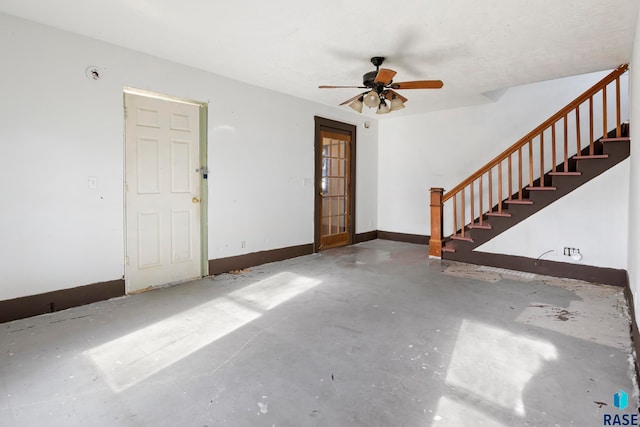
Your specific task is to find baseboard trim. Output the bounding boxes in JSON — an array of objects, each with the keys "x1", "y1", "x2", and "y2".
[
  {"x1": 355, "y1": 230, "x2": 378, "y2": 243},
  {"x1": 208, "y1": 243, "x2": 314, "y2": 275},
  {"x1": 623, "y1": 272, "x2": 640, "y2": 386},
  {"x1": 377, "y1": 230, "x2": 430, "y2": 245},
  {"x1": 452, "y1": 250, "x2": 626, "y2": 286},
  {"x1": 0, "y1": 279, "x2": 125, "y2": 324}
]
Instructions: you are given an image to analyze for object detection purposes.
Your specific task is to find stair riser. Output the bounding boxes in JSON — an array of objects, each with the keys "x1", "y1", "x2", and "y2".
[
  {"x1": 527, "y1": 185, "x2": 577, "y2": 204},
  {"x1": 550, "y1": 174, "x2": 580, "y2": 187},
  {"x1": 603, "y1": 140, "x2": 632, "y2": 158},
  {"x1": 577, "y1": 155, "x2": 624, "y2": 176}
]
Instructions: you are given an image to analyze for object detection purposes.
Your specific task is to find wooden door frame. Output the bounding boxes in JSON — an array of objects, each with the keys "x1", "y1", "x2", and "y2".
[{"x1": 314, "y1": 116, "x2": 356, "y2": 252}]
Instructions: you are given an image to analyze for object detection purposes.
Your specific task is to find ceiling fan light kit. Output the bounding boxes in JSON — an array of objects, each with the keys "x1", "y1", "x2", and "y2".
[
  {"x1": 319, "y1": 56, "x2": 443, "y2": 115},
  {"x1": 364, "y1": 90, "x2": 380, "y2": 108},
  {"x1": 390, "y1": 96, "x2": 406, "y2": 111},
  {"x1": 376, "y1": 102, "x2": 390, "y2": 115},
  {"x1": 349, "y1": 96, "x2": 364, "y2": 113}
]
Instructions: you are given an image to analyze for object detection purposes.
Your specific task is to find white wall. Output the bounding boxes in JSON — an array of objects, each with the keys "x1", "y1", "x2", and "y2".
[
  {"x1": 0, "y1": 14, "x2": 378, "y2": 300},
  {"x1": 378, "y1": 70, "x2": 623, "y2": 236},
  {"x1": 628, "y1": 7, "x2": 640, "y2": 324},
  {"x1": 476, "y1": 159, "x2": 629, "y2": 269}
]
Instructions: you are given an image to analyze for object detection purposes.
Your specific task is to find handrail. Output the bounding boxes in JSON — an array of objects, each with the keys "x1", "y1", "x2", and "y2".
[{"x1": 442, "y1": 64, "x2": 628, "y2": 203}]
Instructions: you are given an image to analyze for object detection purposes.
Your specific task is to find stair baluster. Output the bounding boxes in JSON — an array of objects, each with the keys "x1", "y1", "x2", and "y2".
[
  {"x1": 540, "y1": 132, "x2": 545, "y2": 187},
  {"x1": 518, "y1": 147, "x2": 523, "y2": 200}
]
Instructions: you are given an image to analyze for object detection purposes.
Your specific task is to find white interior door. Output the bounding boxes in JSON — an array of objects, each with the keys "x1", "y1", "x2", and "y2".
[{"x1": 125, "y1": 93, "x2": 202, "y2": 293}]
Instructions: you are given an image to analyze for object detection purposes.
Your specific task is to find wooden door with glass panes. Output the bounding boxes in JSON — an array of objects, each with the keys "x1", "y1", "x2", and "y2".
[{"x1": 319, "y1": 131, "x2": 351, "y2": 249}]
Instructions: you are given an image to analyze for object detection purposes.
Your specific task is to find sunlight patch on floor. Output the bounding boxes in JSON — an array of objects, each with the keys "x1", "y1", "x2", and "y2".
[
  {"x1": 85, "y1": 272, "x2": 321, "y2": 392},
  {"x1": 444, "y1": 319, "x2": 557, "y2": 418}
]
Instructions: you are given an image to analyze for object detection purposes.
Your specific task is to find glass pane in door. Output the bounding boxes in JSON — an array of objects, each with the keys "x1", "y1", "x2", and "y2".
[{"x1": 320, "y1": 132, "x2": 350, "y2": 249}]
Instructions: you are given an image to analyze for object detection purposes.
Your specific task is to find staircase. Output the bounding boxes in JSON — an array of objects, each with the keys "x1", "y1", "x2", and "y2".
[{"x1": 429, "y1": 65, "x2": 630, "y2": 262}]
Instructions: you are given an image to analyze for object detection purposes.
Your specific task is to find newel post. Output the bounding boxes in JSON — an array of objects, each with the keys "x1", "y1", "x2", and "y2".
[{"x1": 429, "y1": 188, "x2": 444, "y2": 257}]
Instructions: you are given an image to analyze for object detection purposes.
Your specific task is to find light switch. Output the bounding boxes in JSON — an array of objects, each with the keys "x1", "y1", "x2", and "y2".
[{"x1": 88, "y1": 176, "x2": 97, "y2": 189}]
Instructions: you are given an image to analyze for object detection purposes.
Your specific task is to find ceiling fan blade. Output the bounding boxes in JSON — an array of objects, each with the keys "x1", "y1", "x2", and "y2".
[
  {"x1": 374, "y1": 68, "x2": 397, "y2": 85},
  {"x1": 338, "y1": 92, "x2": 366, "y2": 106},
  {"x1": 390, "y1": 80, "x2": 444, "y2": 90},
  {"x1": 384, "y1": 90, "x2": 408, "y2": 103},
  {"x1": 319, "y1": 85, "x2": 367, "y2": 89}
]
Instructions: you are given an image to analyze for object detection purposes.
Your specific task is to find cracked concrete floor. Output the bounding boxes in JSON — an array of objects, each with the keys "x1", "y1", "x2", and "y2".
[{"x1": 0, "y1": 240, "x2": 637, "y2": 426}]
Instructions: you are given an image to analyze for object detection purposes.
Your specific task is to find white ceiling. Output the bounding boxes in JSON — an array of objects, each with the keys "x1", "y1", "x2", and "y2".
[{"x1": 1, "y1": 0, "x2": 638, "y2": 117}]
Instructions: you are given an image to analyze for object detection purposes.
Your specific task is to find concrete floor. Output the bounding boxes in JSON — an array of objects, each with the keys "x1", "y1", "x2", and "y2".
[{"x1": 0, "y1": 240, "x2": 637, "y2": 426}]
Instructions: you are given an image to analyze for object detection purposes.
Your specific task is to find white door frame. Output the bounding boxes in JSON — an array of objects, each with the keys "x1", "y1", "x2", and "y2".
[{"x1": 123, "y1": 87, "x2": 208, "y2": 292}]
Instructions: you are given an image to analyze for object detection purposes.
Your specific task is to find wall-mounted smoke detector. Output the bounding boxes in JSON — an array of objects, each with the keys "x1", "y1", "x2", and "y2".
[{"x1": 86, "y1": 66, "x2": 103, "y2": 81}]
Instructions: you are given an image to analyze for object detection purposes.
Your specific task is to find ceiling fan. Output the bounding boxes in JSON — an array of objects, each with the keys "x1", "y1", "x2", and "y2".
[{"x1": 319, "y1": 56, "x2": 443, "y2": 114}]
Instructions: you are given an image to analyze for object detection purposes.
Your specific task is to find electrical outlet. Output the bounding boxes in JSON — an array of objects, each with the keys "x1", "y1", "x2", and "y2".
[
  {"x1": 241, "y1": 241, "x2": 246, "y2": 248},
  {"x1": 563, "y1": 247, "x2": 580, "y2": 256}
]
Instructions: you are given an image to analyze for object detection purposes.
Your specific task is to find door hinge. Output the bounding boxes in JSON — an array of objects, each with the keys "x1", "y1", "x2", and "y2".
[
  {"x1": 124, "y1": 182, "x2": 129, "y2": 192},
  {"x1": 124, "y1": 107, "x2": 128, "y2": 120},
  {"x1": 125, "y1": 256, "x2": 130, "y2": 265}
]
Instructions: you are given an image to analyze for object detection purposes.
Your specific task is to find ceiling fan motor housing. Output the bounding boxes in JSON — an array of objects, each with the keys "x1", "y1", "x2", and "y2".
[
  {"x1": 363, "y1": 56, "x2": 387, "y2": 88},
  {"x1": 363, "y1": 71, "x2": 378, "y2": 87}
]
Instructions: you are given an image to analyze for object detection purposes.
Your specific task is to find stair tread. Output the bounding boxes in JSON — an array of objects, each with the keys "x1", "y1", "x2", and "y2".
[
  {"x1": 525, "y1": 186, "x2": 557, "y2": 191},
  {"x1": 573, "y1": 154, "x2": 609, "y2": 159},
  {"x1": 451, "y1": 234, "x2": 473, "y2": 242},
  {"x1": 468, "y1": 223, "x2": 492, "y2": 230},
  {"x1": 601, "y1": 137, "x2": 630, "y2": 142},
  {"x1": 504, "y1": 199, "x2": 534, "y2": 205},
  {"x1": 442, "y1": 245, "x2": 456, "y2": 253},
  {"x1": 549, "y1": 171, "x2": 582, "y2": 176},
  {"x1": 486, "y1": 211, "x2": 511, "y2": 217}
]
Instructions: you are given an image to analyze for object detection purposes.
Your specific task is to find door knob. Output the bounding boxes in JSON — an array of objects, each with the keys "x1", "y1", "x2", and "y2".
[{"x1": 192, "y1": 197, "x2": 200, "y2": 204}]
